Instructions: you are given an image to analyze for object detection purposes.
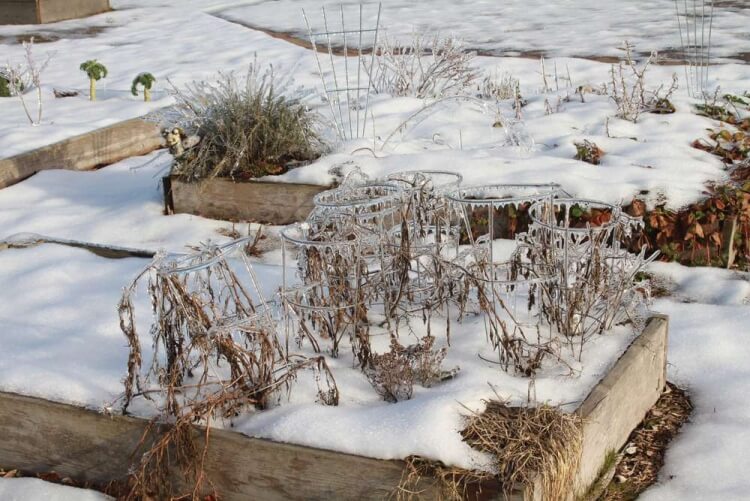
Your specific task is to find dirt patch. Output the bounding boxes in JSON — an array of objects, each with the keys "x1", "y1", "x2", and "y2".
[
  {"x1": 0, "y1": 26, "x2": 108, "y2": 45},
  {"x1": 598, "y1": 382, "x2": 693, "y2": 500}
]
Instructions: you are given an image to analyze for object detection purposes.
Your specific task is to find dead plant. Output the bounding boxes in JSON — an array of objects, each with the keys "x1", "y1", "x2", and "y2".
[
  {"x1": 396, "y1": 400, "x2": 582, "y2": 500},
  {"x1": 365, "y1": 34, "x2": 479, "y2": 99},
  {"x1": 463, "y1": 400, "x2": 583, "y2": 500},
  {"x1": 365, "y1": 335, "x2": 451, "y2": 403},
  {"x1": 117, "y1": 240, "x2": 338, "y2": 499},
  {"x1": 606, "y1": 41, "x2": 677, "y2": 123}
]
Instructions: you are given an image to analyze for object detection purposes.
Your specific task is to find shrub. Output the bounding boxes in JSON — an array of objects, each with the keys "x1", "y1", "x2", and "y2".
[
  {"x1": 365, "y1": 336, "x2": 450, "y2": 402},
  {"x1": 605, "y1": 41, "x2": 677, "y2": 123},
  {"x1": 168, "y1": 65, "x2": 325, "y2": 181},
  {"x1": 364, "y1": 34, "x2": 478, "y2": 99}
]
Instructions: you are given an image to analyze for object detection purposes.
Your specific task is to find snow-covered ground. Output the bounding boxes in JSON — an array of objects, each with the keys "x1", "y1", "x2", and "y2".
[
  {"x1": 113, "y1": 0, "x2": 750, "y2": 61},
  {"x1": 1, "y1": 0, "x2": 750, "y2": 498},
  {"x1": 0, "y1": 478, "x2": 111, "y2": 501}
]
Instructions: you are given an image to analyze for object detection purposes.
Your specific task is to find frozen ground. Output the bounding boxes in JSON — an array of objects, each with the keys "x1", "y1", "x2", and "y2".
[
  {"x1": 1, "y1": 0, "x2": 749, "y2": 498},
  {"x1": 113, "y1": 0, "x2": 750, "y2": 61}
]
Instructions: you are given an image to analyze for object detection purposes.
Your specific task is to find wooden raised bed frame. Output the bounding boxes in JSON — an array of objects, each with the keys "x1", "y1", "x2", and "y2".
[
  {"x1": 0, "y1": 118, "x2": 163, "y2": 189},
  {"x1": 0, "y1": 316, "x2": 668, "y2": 500},
  {"x1": 165, "y1": 175, "x2": 330, "y2": 225},
  {"x1": 0, "y1": 0, "x2": 110, "y2": 24}
]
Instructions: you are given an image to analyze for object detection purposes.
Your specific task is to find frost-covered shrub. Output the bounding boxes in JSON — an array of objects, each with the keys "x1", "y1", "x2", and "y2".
[
  {"x1": 3, "y1": 38, "x2": 51, "y2": 125},
  {"x1": 605, "y1": 42, "x2": 677, "y2": 123},
  {"x1": 168, "y1": 65, "x2": 325, "y2": 181},
  {"x1": 478, "y1": 70, "x2": 519, "y2": 101},
  {"x1": 365, "y1": 35, "x2": 478, "y2": 99}
]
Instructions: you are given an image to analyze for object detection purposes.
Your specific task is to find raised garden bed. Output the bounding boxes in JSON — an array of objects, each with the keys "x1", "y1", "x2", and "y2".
[
  {"x1": 0, "y1": 0, "x2": 110, "y2": 25},
  {"x1": 0, "y1": 315, "x2": 667, "y2": 500},
  {"x1": 0, "y1": 118, "x2": 162, "y2": 189},
  {"x1": 164, "y1": 175, "x2": 330, "y2": 224}
]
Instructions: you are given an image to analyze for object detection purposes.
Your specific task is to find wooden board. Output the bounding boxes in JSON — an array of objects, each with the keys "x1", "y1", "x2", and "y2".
[
  {"x1": 574, "y1": 314, "x2": 668, "y2": 495},
  {"x1": 0, "y1": 317, "x2": 668, "y2": 500},
  {"x1": 0, "y1": 1, "x2": 37, "y2": 24},
  {"x1": 0, "y1": 118, "x2": 163, "y2": 189},
  {"x1": 168, "y1": 176, "x2": 330, "y2": 224},
  {"x1": 0, "y1": 0, "x2": 110, "y2": 24},
  {"x1": 38, "y1": 0, "x2": 110, "y2": 23}
]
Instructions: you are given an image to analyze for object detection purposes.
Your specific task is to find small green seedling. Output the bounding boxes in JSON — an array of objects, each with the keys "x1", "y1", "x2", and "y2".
[
  {"x1": 0, "y1": 74, "x2": 23, "y2": 98},
  {"x1": 131, "y1": 72, "x2": 156, "y2": 102},
  {"x1": 0, "y1": 76, "x2": 11, "y2": 98},
  {"x1": 80, "y1": 60, "x2": 108, "y2": 101}
]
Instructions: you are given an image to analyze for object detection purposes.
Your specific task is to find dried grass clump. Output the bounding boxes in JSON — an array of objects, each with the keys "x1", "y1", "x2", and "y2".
[
  {"x1": 365, "y1": 35, "x2": 479, "y2": 99},
  {"x1": 167, "y1": 64, "x2": 325, "y2": 182},
  {"x1": 365, "y1": 336, "x2": 450, "y2": 402},
  {"x1": 462, "y1": 401, "x2": 582, "y2": 500},
  {"x1": 478, "y1": 71, "x2": 519, "y2": 101},
  {"x1": 396, "y1": 401, "x2": 582, "y2": 500}
]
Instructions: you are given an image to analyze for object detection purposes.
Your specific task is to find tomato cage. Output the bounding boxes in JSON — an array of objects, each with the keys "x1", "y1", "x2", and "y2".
[
  {"x1": 311, "y1": 182, "x2": 404, "y2": 232},
  {"x1": 280, "y1": 221, "x2": 376, "y2": 368},
  {"x1": 302, "y1": 2, "x2": 382, "y2": 140},
  {"x1": 520, "y1": 198, "x2": 658, "y2": 343},
  {"x1": 118, "y1": 237, "x2": 341, "y2": 416},
  {"x1": 445, "y1": 183, "x2": 561, "y2": 267}
]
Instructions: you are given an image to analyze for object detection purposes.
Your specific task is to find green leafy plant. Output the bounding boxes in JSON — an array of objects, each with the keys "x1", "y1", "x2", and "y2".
[
  {"x1": 169, "y1": 65, "x2": 326, "y2": 181},
  {"x1": 574, "y1": 139, "x2": 605, "y2": 165},
  {"x1": 723, "y1": 92, "x2": 750, "y2": 109},
  {"x1": 79, "y1": 59, "x2": 108, "y2": 101},
  {"x1": 131, "y1": 72, "x2": 156, "y2": 102},
  {"x1": 0, "y1": 75, "x2": 12, "y2": 98}
]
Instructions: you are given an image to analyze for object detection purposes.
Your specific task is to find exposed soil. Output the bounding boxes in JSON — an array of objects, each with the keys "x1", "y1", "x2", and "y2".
[
  {"x1": 211, "y1": 12, "x2": 750, "y2": 64},
  {"x1": 599, "y1": 382, "x2": 693, "y2": 500},
  {"x1": 0, "y1": 26, "x2": 108, "y2": 45}
]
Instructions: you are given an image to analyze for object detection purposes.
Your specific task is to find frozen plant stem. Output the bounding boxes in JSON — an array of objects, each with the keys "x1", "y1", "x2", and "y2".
[{"x1": 4, "y1": 37, "x2": 52, "y2": 126}]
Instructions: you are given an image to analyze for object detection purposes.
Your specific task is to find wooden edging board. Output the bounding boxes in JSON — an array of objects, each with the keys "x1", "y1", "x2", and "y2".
[
  {"x1": 0, "y1": 0, "x2": 110, "y2": 25},
  {"x1": 0, "y1": 118, "x2": 163, "y2": 189},
  {"x1": 166, "y1": 175, "x2": 330, "y2": 225},
  {"x1": 0, "y1": 316, "x2": 668, "y2": 500}
]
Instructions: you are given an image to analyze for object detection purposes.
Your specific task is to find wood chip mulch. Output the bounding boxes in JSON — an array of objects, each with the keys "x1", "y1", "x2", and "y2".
[{"x1": 599, "y1": 381, "x2": 693, "y2": 500}]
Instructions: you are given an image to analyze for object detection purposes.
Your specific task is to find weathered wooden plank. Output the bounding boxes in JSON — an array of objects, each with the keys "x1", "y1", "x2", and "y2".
[
  {"x1": 168, "y1": 176, "x2": 330, "y2": 224},
  {"x1": 37, "y1": 0, "x2": 110, "y2": 24},
  {"x1": 0, "y1": 392, "x2": 422, "y2": 500},
  {"x1": 0, "y1": 1, "x2": 38, "y2": 24},
  {"x1": 0, "y1": 317, "x2": 667, "y2": 500},
  {"x1": 0, "y1": 119, "x2": 163, "y2": 189},
  {"x1": 573, "y1": 315, "x2": 668, "y2": 496}
]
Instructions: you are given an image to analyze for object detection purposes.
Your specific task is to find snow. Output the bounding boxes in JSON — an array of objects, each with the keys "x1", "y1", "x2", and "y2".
[
  {"x1": 0, "y1": 478, "x2": 111, "y2": 501},
  {"x1": 640, "y1": 266, "x2": 750, "y2": 500},
  {"x1": 1, "y1": 0, "x2": 750, "y2": 498},
  {"x1": 209, "y1": 0, "x2": 750, "y2": 61}
]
